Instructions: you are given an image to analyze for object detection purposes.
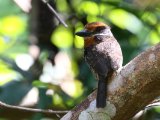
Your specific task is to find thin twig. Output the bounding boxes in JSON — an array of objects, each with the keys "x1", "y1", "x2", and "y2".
[
  {"x1": 0, "y1": 101, "x2": 68, "y2": 115},
  {"x1": 41, "y1": 0, "x2": 68, "y2": 27}
]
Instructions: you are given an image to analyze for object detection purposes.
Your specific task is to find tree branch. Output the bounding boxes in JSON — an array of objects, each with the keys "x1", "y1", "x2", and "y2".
[
  {"x1": 61, "y1": 43, "x2": 160, "y2": 120},
  {"x1": 0, "y1": 101, "x2": 68, "y2": 115},
  {"x1": 41, "y1": 0, "x2": 68, "y2": 27}
]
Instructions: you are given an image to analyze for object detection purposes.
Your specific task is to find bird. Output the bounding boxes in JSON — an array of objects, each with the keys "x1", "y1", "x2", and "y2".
[{"x1": 75, "y1": 22, "x2": 123, "y2": 108}]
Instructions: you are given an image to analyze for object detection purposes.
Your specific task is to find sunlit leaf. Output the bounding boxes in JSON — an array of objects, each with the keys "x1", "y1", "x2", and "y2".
[
  {"x1": 99, "y1": 3, "x2": 114, "y2": 15},
  {"x1": 74, "y1": 36, "x2": 84, "y2": 48},
  {"x1": 74, "y1": 22, "x2": 84, "y2": 48},
  {"x1": 158, "y1": 24, "x2": 160, "y2": 33},
  {"x1": 72, "y1": 79, "x2": 83, "y2": 98},
  {"x1": 51, "y1": 26, "x2": 73, "y2": 48},
  {"x1": 0, "y1": 15, "x2": 26, "y2": 37},
  {"x1": 71, "y1": 60, "x2": 79, "y2": 77},
  {"x1": 53, "y1": 93, "x2": 64, "y2": 106},
  {"x1": 78, "y1": 1, "x2": 99, "y2": 15},
  {"x1": 108, "y1": 9, "x2": 143, "y2": 34},
  {"x1": 0, "y1": 60, "x2": 16, "y2": 85},
  {"x1": 0, "y1": 73, "x2": 16, "y2": 85},
  {"x1": 142, "y1": 12, "x2": 157, "y2": 25},
  {"x1": 154, "y1": 106, "x2": 160, "y2": 113},
  {"x1": 87, "y1": 15, "x2": 104, "y2": 23},
  {"x1": 149, "y1": 30, "x2": 159, "y2": 44},
  {"x1": 56, "y1": 0, "x2": 69, "y2": 12},
  {"x1": 32, "y1": 80, "x2": 48, "y2": 88}
]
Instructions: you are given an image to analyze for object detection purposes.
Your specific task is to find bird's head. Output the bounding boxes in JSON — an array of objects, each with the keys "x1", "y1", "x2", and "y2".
[{"x1": 75, "y1": 22, "x2": 113, "y2": 47}]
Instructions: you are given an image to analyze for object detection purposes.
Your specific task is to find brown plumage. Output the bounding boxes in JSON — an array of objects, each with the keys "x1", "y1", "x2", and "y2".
[{"x1": 75, "y1": 22, "x2": 123, "y2": 108}]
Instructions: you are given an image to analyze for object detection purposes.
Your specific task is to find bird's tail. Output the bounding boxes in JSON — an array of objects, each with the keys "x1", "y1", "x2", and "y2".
[{"x1": 96, "y1": 76, "x2": 107, "y2": 108}]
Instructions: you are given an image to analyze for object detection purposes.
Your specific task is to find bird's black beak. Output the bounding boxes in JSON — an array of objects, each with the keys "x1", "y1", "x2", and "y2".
[{"x1": 75, "y1": 30, "x2": 92, "y2": 37}]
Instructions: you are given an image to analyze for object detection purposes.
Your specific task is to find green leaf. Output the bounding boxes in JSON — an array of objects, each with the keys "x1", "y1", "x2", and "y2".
[
  {"x1": 78, "y1": 1, "x2": 99, "y2": 15},
  {"x1": 108, "y1": 9, "x2": 143, "y2": 34},
  {"x1": 0, "y1": 15, "x2": 26, "y2": 37},
  {"x1": 51, "y1": 26, "x2": 73, "y2": 48}
]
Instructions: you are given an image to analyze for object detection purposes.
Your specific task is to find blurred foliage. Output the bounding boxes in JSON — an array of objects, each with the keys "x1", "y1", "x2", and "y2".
[{"x1": 0, "y1": 0, "x2": 159, "y2": 119}]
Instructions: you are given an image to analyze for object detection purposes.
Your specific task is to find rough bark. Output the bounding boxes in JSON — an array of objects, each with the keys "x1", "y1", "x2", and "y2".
[{"x1": 61, "y1": 43, "x2": 160, "y2": 120}]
